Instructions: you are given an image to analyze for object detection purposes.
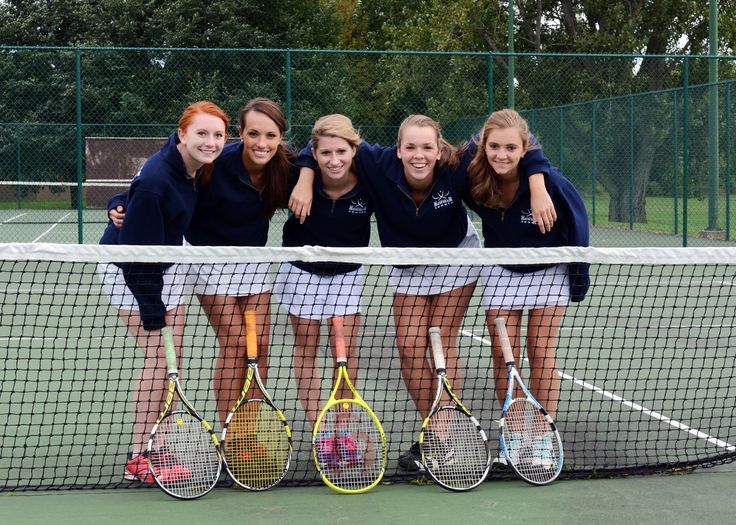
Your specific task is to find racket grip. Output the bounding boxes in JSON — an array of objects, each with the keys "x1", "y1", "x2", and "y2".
[
  {"x1": 161, "y1": 326, "x2": 178, "y2": 373},
  {"x1": 244, "y1": 310, "x2": 258, "y2": 360},
  {"x1": 332, "y1": 316, "x2": 347, "y2": 363},
  {"x1": 493, "y1": 317, "x2": 515, "y2": 365},
  {"x1": 428, "y1": 327, "x2": 446, "y2": 371}
]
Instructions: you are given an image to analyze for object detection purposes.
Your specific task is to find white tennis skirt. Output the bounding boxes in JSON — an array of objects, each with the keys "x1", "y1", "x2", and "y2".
[
  {"x1": 189, "y1": 262, "x2": 273, "y2": 297},
  {"x1": 480, "y1": 263, "x2": 570, "y2": 310},
  {"x1": 97, "y1": 262, "x2": 189, "y2": 312},
  {"x1": 274, "y1": 262, "x2": 364, "y2": 320},
  {"x1": 388, "y1": 216, "x2": 481, "y2": 296}
]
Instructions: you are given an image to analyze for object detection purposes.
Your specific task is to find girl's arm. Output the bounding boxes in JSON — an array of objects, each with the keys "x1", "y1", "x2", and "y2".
[
  {"x1": 289, "y1": 142, "x2": 320, "y2": 223},
  {"x1": 118, "y1": 189, "x2": 169, "y2": 330},
  {"x1": 522, "y1": 135, "x2": 556, "y2": 233},
  {"x1": 528, "y1": 172, "x2": 556, "y2": 234},
  {"x1": 107, "y1": 191, "x2": 127, "y2": 228},
  {"x1": 288, "y1": 167, "x2": 315, "y2": 224}
]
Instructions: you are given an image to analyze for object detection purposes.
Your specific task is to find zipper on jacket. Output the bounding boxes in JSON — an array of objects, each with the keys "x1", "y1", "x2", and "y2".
[
  {"x1": 399, "y1": 182, "x2": 435, "y2": 216},
  {"x1": 499, "y1": 192, "x2": 520, "y2": 222},
  {"x1": 239, "y1": 178, "x2": 263, "y2": 201}
]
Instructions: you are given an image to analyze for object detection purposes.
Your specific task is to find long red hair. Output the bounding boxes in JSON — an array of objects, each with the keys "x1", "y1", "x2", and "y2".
[{"x1": 178, "y1": 101, "x2": 230, "y2": 185}]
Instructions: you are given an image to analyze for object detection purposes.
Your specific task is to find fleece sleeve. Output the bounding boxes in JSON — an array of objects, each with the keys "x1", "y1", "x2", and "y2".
[
  {"x1": 551, "y1": 174, "x2": 590, "y2": 302},
  {"x1": 118, "y1": 189, "x2": 172, "y2": 330}
]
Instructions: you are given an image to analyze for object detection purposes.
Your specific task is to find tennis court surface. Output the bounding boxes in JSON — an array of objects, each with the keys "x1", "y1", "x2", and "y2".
[{"x1": 4, "y1": 469, "x2": 736, "y2": 525}]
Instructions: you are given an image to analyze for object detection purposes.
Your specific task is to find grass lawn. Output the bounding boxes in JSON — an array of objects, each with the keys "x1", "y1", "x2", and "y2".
[{"x1": 585, "y1": 193, "x2": 736, "y2": 237}]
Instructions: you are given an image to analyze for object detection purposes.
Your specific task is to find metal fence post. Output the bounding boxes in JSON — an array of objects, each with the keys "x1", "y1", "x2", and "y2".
[
  {"x1": 487, "y1": 52, "x2": 494, "y2": 115},
  {"x1": 682, "y1": 58, "x2": 690, "y2": 247},
  {"x1": 726, "y1": 82, "x2": 732, "y2": 240},
  {"x1": 591, "y1": 103, "x2": 597, "y2": 225},
  {"x1": 285, "y1": 49, "x2": 292, "y2": 138},
  {"x1": 673, "y1": 90, "x2": 679, "y2": 235},
  {"x1": 75, "y1": 48, "x2": 84, "y2": 243},
  {"x1": 629, "y1": 96, "x2": 634, "y2": 230}
]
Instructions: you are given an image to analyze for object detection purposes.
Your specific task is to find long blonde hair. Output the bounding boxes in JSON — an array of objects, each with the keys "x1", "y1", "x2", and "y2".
[
  {"x1": 468, "y1": 108, "x2": 530, "y2": 208},
  {"x1": 312, "y1": 114, "x2": 361, "y2": 149},
  {"x1": 397, "y1": 115, "x2": 459, "y2": 171}
]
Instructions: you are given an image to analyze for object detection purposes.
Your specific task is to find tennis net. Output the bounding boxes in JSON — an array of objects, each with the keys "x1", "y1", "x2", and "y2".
[{"x1": 1, "y1": 243, "x2": 735, "y2": 490}]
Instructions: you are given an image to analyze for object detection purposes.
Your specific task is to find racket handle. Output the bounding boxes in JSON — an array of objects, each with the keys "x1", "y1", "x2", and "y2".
[
  {"x1": 332, "y1": 316, "x2": 347, "y2": 363},
  {"x1": 244, "y1": 310, "x2": 258, "y2": 360},
  {"x1": 493, "y1": 317, "x2": 515, "y2": 365},
  {"x1": 428, "y1": 327, "x2": 446, "y2": 371},
  {"x1": 161, "y1": 326, "x2": 178, "y2": 374}
]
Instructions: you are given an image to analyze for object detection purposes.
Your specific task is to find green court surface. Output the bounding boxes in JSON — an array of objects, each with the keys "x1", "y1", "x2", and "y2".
[{"x1": 3, "y1": 468, "x2": 736, "y2": 525}]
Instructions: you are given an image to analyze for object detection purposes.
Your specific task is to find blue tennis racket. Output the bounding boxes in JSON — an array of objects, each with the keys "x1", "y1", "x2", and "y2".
[{"x1": 494, "y1": 317, "x2": 563, "y2": 485}]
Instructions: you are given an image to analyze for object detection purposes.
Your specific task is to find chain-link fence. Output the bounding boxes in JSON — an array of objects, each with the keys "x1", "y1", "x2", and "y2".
[{"x1": 1, "y1": 46, "x2": 735, "y2": 246}]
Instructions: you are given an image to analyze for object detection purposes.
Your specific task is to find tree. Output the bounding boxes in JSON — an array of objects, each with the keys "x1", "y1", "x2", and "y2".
[
  {"x1": 2, "y1": 0, "x2": 735, "y2": 221},
  {"x1": 341, "y1": 0, "x2": 736, "y2": 224}
]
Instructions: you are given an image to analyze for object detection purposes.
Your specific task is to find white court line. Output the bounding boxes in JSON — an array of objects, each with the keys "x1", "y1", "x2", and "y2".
[
  {"x1": 461, "y1": 329, "x2": 736, "y2": 452},
  {"x1": 32, "y1": 212, "x2": 73, "y2": 243},
  {"x1": 0, "y1": 336, "x2": 109, "y2": 343},
  {"x1": 2, "y1": 212, "x2": 28, "y2": 223},
  {"x1": 462, "y1": 324, "x2": 736, "y2": 334},
  {"x1": 1, "y1": 336, "x2": 60, "y2": 343},
  {"x1": 1, "y1": 286, "x2": 101, "y2": 294}
]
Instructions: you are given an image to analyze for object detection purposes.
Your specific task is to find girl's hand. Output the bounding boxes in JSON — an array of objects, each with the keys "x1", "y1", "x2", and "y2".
[
  {"x1": 529, "y1": 173, "x2": 556, "y2": 233},
  {"x1": 289, "y1": 168, "x2": 315, "y2": 224}
]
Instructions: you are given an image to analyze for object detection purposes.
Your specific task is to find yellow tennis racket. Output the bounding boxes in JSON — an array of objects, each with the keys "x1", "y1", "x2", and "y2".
[
  {"x1": 147, "y1": 326, "x2": 222, "y2": 500},
  {"x1": 312, "y1": 316, "x2": 386, "y2": 494},
  {"x1": 221, "y1": 311, "x2": 292, "y2": 490}
]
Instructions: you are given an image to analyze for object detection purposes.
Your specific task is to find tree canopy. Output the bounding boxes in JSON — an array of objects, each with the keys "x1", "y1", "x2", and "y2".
[
  {"x1": 1, "y1": 1, "x2": 735, "y2": 222},
  {"x1": 2, "y1": 1, "x2": 734, "y2": 54}
]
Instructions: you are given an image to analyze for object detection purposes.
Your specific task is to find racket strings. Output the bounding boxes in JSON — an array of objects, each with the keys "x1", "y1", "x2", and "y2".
[
  {"x1": 502, "y1": 399, "x2": 561, "y2": 484},
  {"x1": 150, "y1": 411, "x2": 221, "y2": 498},
  {"x1": 315, "y1": 402, "x2": 385, "y2": 492},
  {"x1": 224, "y1": 400, "x2": 291, "y2": 489},
  {"x1": 424, "y1": 408, "x2": 489, "y2": 490}
]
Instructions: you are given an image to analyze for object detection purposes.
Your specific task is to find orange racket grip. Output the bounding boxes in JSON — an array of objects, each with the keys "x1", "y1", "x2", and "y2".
[
  {"x1": 332, "y1": 316, "x2": 347, "y2": 363},
  {"x1": 244, "y1": 310, "x2": 258, "y2": 360}
]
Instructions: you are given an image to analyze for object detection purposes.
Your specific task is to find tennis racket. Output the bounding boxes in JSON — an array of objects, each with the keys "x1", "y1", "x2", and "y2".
[
  {"x1": 147, "y1": 326, "x2": 223, "y2": 499},
  {"x1": 493, "y1": 317, "x2": 563, "y2": 485},
  {"x1": 312, "y1": 316, "x2": 387, "y2": 494},
  {"x1": 419, "y1": 327, "x2": 491, "y2": 491},
  {"x1": 221, "y1": 310, "x2": 292, "y2": 490}
]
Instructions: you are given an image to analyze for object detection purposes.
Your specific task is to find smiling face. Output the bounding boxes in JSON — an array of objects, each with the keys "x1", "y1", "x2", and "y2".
[
  {"x1": 484, "y1": 126, "x2": 526, "y2": 181},
  {"x1": 240, "y1": 110, "x2": 282, "y2": 174},
  {"x1": 313, "y1": 135, "x2": 357, "y2": 185},
  {"x1": 397, "y1": 124, "x2": 441, "y2": 189},
  {"x1": 177, "y1": 112, "x2": 227, "y2": 174}
]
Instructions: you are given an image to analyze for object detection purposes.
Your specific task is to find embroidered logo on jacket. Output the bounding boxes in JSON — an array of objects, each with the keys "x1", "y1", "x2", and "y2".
[
  {"x1": 433, "y1": 190, "x2": 453, "y2": 209},
  {"x1": 349, "y1": 198, "x2": 369, "y2": 214},
  {"x1": 520, "y1": 209, "x2": 537, "y2": 224}
]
